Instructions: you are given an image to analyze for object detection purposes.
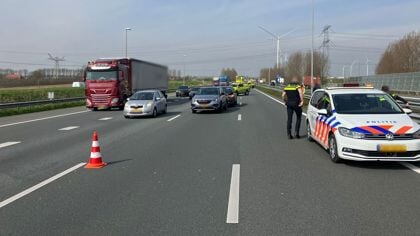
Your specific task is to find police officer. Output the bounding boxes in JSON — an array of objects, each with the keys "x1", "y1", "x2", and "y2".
[
  {"x1": 282, "y1": 77, "x2": 304, "y2": 139},
  {"x1": 381, "y1": 85, "x2": 409, "y2": 107}
]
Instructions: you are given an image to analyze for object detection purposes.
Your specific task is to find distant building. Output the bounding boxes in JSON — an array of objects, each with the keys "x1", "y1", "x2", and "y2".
[{"x1": 5, "y1": 73, "x2": 22, "y2": 80}]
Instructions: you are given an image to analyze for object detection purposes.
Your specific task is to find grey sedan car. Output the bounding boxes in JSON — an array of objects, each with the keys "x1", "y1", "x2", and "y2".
[
  {"x1": 124, "y1": 90, "x2": 167, "y2": 118},
  {"x1": 191, "y1": 87, "x2": 228, "y2": 113}
]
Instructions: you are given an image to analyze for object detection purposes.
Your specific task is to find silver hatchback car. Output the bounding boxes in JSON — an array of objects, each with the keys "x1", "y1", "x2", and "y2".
[{"x1": 123, "y1": 90, "x2": 167, "y2": 118}]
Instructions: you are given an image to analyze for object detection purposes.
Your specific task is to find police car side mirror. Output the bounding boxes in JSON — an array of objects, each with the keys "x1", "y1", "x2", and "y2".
[
  {"x1": 318, "y1": 109, "x2": 328, "y2": 116},
  {"x1": 403, "y1": 108, "x2": 412, "y2": 114}
]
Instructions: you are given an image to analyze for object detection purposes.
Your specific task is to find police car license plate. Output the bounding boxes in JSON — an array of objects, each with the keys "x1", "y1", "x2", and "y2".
[{"x1": 377, "y1": 144, "x2": 407, "y2": 153}]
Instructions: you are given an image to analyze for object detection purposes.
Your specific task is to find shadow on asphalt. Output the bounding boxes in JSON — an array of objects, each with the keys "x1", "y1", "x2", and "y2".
[
  {"x1": 342, "y1": 161, "x2": 407, "y2": 170},
  {"x1": 127, "y1": 111, "x2": 182, "y2": 119},
  {"x1": 106, "y1": 159, "x2": 133, "y2": 166},
  {"x1": 167, "y1": 97, "x2": 191, "y2": 106},
  {"x1": 303, "y1": 140, "x2": 408, "y2": 170}
]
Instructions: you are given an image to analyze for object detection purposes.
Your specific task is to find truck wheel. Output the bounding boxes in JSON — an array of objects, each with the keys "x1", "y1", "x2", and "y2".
[
  {"x1": 328, "y1": 134, "x2": 341, "y2": 163},
  {"x1": 92, "y1": 108, "x2": 98, "y2": 111}
]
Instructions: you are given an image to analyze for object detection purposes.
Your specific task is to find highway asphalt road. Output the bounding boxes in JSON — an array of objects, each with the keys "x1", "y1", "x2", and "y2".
[{"x1": 1, "y1": 92, "x2": 420, "y2": 235}]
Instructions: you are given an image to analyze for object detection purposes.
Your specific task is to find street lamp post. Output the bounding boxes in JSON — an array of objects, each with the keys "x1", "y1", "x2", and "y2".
[
  {"x1": 311, "y1": 0, "x2": 314, "y2": 94},
  {"x1": 125, "y1": 27, "x2": 132, "y2": 58},
  {"x1": 183, "y1": 54, "x2": 187, "y2": 86}
]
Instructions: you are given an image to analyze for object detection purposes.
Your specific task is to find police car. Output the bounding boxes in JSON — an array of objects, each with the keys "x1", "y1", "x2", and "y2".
[{"x1": 306, "y1": 87, "x2": 420, "y2": 162}]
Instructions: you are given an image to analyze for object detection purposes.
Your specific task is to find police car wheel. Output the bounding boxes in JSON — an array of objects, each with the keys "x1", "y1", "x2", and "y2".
[
  {"x1": 306, "y1": 121, "x2": 313, "y2": 142},
  {"x1": 328, "y1": 134, "x2": 341, "y2": 163}
]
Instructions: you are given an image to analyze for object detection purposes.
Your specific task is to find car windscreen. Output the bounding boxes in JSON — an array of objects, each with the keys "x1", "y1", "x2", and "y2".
[
  {"x1": 198, "y1": 88, "x2": 219, "y2": 95},
  {"x1": 332, "y1": 93, "x2": 403, "y2": 114},
  {"x1": 86, "y1": 71, "x2": 117, "y2": 81},
  {"x1": 131, "y1": 92, "x2": 154, "y2": 100},
  {"x1": 223, "y1": 87, "x2": 233, "y2": 93}
]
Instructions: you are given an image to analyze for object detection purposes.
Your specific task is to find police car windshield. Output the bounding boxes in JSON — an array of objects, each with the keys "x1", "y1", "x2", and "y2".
[{"x1": 332, "y1": 93, "x2": 403, "y2": 114}]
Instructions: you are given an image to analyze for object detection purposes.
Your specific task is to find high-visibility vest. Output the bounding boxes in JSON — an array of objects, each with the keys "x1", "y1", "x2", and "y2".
[{"x1": 284, "y1": 83, "x2": 301, "y2": 106}]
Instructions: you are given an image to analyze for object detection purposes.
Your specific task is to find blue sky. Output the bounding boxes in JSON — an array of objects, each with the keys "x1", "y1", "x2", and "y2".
[{"x1": 0, "y1": 0, "x2": 419, "y2": 77}]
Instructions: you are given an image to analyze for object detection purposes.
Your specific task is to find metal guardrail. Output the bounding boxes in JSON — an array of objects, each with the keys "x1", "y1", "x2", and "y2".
[
  {"x1": 0, "y1": 97, "x2": 85, "y2": 109},
  {"x1": 0, "y1": 88, "x2": 178, "y2": 110}
]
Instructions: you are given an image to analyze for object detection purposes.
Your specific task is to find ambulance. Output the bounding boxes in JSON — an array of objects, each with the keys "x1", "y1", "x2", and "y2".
[{"x1": 306, "y1": 87, "x2": 420, "y2": 162}]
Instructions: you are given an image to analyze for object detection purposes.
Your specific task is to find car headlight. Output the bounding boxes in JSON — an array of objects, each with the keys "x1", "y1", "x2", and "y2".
[
  {"x1": 338, "y1": 127, "x2": 365, "y2": 139},
  {"x1": 146, "y1": 102, "x2": 153, "y2": 107},
  {"x1": 214, "y1": 99, "x2": 218, "y2": 103},
  {"x1": 413, "y1": 129, "x2": 420, "y2": 139}
]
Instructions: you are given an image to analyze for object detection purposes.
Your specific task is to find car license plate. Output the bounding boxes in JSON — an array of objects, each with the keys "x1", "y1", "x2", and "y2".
[
  {"x1": 131, "y1": 108, "x2": 142, "y2": 113},
  {"x1": 377, "y1": 144, "x2": 407, "y2": 153}
]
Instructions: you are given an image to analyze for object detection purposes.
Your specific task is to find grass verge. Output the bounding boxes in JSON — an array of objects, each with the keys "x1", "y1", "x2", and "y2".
[
  {"x1": 0, "y1": 101, "x2": 85, "y2": 117},
  {"x1": 0, "y1": 87, "x2": 84, "y2": 103}
]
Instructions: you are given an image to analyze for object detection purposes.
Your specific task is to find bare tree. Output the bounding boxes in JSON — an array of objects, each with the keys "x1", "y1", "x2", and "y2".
[
  {"x1": 285, "y1": 52, "x2": 305, "y2": 80},
  {"x1": 259, "y1": 65, "x2": 286, "y2": 83},
  {"x1": 220, "y1": 68, "x2": 238, "y2": 80},
  {"x1": 376, "y1": 31, "x2": 420, "y2": 74}
]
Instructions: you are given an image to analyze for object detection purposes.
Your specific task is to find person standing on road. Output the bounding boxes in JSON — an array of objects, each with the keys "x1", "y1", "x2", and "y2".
[
  {"x1": 282, "y1": 77, "x2": 304, "y2": 139},
  {"x1": 381, "y1": 85, "x2": 409, "y2": 107}
]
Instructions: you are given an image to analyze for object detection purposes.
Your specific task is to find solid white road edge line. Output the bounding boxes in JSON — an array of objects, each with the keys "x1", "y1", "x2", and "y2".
[
  {"x1": 0, "y1": 141, "x2": 21, "y2": 149},
  {"x1": 58, "y1": 126, "x2": 80, "y2": 131},
  {"x1": 0, "y1": 110, "x2": 90, "y2": 128},
  {"x1": 238, "y1": 114, "x2": 242, "y2": 121},
  {"x1": 167, "y1": 114, "x2": 181, "y2": 122},
  {"x1": 226, "y1": 164, "x2": 240, "y2": 224},
  {"x1": 255, "y1": 89, "x2": 307, "y2": 117},
  {"x1": 99, "y1": 117, "x2": 113, "y2": 121},
  {"x1": 400, "y1": 162, "x2": 420, "y2": 174},
  {"x1": 0, "y1": 162, "x2": 86, "y2": 209}
]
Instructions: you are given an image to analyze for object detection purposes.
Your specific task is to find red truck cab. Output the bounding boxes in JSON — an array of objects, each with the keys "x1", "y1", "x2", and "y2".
[{"x1": 84, "y1": 59, "x2": 129, "y2": 110}]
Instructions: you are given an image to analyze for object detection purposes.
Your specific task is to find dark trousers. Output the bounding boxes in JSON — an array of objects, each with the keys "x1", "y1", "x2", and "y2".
[{"x1": 287, "y1": 106, "x2": 302, "y2": 135}]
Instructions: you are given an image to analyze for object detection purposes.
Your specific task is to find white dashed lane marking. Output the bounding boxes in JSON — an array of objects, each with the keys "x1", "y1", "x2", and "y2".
[
  {"x1": 99, "y1": 117, "x2": 113, "y2": 121},
  {"x1": 167, "y1": 115, "x2": 181, "y2": 122},
  {"x1": 0, "y1": 110, "x2": 89, "y2": 128},
  {"x1": 0, "y1": 142, "x2": 21, "y2": 149},
  {"x1": 226, "y1": 164, "x2": 240, "y2": 224},
  {"x1": 58, "y1": 126, "x2": 79, "y2": 131},
  {"x1": 0, "y1": 162, "x2": 86, "y2": 209}
]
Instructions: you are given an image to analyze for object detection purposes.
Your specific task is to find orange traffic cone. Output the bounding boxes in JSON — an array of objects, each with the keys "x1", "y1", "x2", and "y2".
[{"x1": 85, "y1": 131, "x2": 107, "y2": 169}]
